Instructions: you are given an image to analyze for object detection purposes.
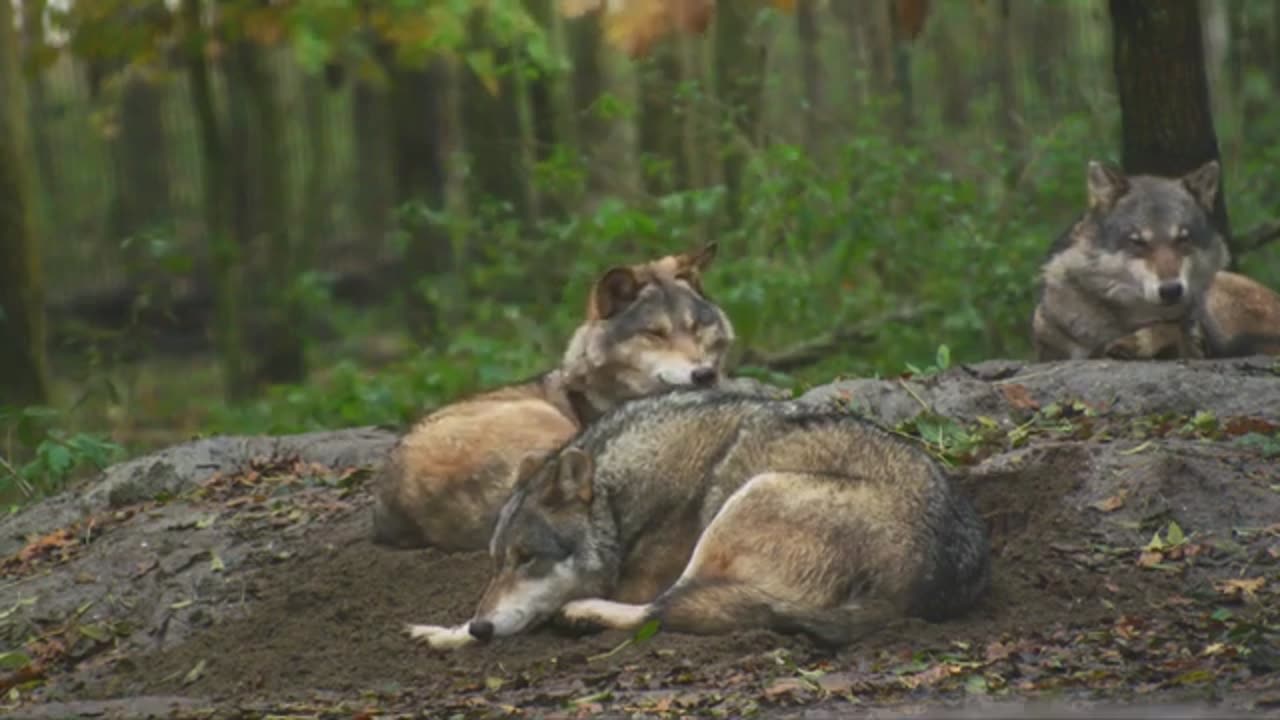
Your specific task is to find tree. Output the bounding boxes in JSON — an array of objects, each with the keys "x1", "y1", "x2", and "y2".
[
  {"x1": 1109, "y1": 0, "x2": 1231, "y2": 247},
  {"x1": 0, "y1": 0, "x2": 51, "y2": 407}
]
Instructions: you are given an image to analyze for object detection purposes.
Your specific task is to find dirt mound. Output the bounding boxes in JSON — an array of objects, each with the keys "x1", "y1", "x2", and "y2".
[{"x1": 3, "y1": 360, "x2": 1280, "y2": 718}]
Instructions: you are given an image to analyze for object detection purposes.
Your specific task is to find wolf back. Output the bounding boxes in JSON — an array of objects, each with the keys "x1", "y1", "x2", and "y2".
[{"x1": 407, "y1": 390, "x2": 991, "y2": 649}]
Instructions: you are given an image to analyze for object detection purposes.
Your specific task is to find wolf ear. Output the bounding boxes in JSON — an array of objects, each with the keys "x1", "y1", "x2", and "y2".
[
  {"x1": 1087, "y1": 160, "x2": 1129, "y2": 211},
  {"x1": 541, "y1": 448, "x2": 594, "y2": 506},
  {"x1": 673, "y1": 242, "x2": 717, "y2": 293},
  {"x1": 1181, "y1": 159, "x2": 1220, "y2": 212},
  {"x1": 589, "y1": 267, "x2": 641, "y2": 320}
]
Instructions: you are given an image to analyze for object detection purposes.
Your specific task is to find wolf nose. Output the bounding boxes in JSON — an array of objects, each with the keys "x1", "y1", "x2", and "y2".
[
  {"x1": 468, "y1": 620, "x2": 494, "y2": 642},
  {"x1": 691, "y1": 367, "x2": 717, "y2": 387},
  {"x1": 1158, "y1": 281, "x2": 1184, "y2": 304}
]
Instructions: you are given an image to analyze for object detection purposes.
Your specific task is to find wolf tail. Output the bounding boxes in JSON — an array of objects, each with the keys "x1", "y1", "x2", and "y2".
[{"x1": 653, "y1": 579, "x2": 900, "y2": 648}]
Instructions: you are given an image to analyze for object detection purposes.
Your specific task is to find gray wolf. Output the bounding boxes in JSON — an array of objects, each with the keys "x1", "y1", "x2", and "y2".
[
  {"x1": 370, "y1": 244, "x2": 736, "y2": 552},
  {"x1": 1032, "y1": 159, "x2": 1229, "y2": 361},
  {"x1": 404, "y1": 390, "x2": 991, "y2": 650}
]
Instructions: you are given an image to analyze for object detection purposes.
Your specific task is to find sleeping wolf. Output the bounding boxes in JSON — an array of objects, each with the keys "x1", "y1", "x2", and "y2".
[
  {"x1": 405, "y1": 390, "x2": 992, "y2": 649},
  {"x1": 371, "y1": 244, "x2": 736, "y2": 552},
  {"x1": 1032, "y1": 159, "x2": 1229, "y2": 361}
]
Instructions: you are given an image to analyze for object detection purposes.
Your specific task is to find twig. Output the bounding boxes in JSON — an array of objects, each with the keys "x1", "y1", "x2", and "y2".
[
  {"x1": 737, "y1": 308, "x2": 924, "y2": 373},
  {"x1": 1235, "y1": 220, "x2": 1280, "y2": 257}
]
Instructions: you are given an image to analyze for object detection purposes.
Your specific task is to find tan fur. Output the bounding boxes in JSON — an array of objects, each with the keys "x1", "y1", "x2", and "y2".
[
  {"x1": 1201, "y1": 271, "x2": 1280, "y2": 356},
  {"x1": 408, "y1": 391, "x2": 990, "y2": 649},
  {"x1": 371, "y1": 245, "x2": 735, "y2": 551}
]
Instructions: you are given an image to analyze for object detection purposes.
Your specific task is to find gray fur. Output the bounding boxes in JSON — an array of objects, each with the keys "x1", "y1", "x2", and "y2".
[
  {"x1": 1033, "y1": 160, "x2": 1229, "y2": 361},
  {"x1": 466, "y1": 390, "x2": 991, "y2": 646}
]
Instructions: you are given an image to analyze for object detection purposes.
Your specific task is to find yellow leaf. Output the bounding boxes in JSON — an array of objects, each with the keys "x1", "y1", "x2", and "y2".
[{"x1": 1216, "y1": 577, "x2": 1265, "y2": 600}]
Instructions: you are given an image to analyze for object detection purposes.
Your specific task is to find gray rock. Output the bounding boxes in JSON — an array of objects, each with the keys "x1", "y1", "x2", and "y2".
[{"x1": 800, "y1": 357, "x2": 1280, "y2": 426}]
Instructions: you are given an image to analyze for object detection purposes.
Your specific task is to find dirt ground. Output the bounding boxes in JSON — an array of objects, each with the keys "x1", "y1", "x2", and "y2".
[{"x1": 4, "y1": 359, "x2": 1280, "y2": 718}]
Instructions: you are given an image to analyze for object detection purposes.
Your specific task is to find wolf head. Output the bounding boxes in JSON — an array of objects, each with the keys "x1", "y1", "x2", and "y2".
[
  {"x1": 1076, "y1": 159, "x2": 1229, "y2": 309},
  {"x1": 561, "y1": 244, "x2": 735, "y2": 412},
  {"x1": 465, "y1": 449, "x2": 605, "y2": 642}
]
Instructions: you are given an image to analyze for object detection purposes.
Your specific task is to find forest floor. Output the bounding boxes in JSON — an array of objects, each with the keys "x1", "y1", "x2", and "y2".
[{"x1": 3, "y1": 358, "x2": 1280, "y2": 719}]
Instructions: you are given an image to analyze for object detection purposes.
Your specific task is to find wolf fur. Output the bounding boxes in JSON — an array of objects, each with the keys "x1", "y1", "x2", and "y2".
[
  {"x1": 405, "y1": 390, "x2": 991, "y2": 650},
  {"x1": 1032, "y1": 159, "x2": 1230, "y2": 361},
  {"x1": 371, "y1": 245, "x2": 736, "y2": 552}
]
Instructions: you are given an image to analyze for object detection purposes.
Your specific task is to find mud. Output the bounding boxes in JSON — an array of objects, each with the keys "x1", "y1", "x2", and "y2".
[{"x1": 3, "y1": 359, "x2": 1280, "y2": 718}]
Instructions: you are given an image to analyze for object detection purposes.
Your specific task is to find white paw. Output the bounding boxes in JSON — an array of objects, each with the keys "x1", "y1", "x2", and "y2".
[
  {"x1": 405, "y1": 623, "x2": 475, "y2": 650},
  {"x1": 561, "y1": 598, "x2": 649, "y2": 629}
]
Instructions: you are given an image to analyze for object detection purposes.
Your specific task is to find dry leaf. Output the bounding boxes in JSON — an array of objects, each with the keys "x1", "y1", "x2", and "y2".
[
  {"x1": 1137, "y1": 550, "x2": 1164, "y2": 567},
  {"x1": 1090, "y1": 494, "x2": 1125, "y2": 513},
  {"x1": 999, "y1": 383, "x2": 1039, "y2": 411},
  {"x1": 1216, "y1": 577, "x2": 1265, "y2": 600}
]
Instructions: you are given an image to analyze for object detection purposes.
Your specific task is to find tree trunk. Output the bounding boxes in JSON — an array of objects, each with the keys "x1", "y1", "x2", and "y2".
[
  {"x1": 0, "y1": 0, "x2": 50, "y2": 408},
  {"x1": 713, "y1": 2, "x2": 765, "y2": 225},
  {"x1": 1109, "y1": 0, "x2": 1231, "y2": 247},
  {"x1": 796, "y1": 0, "x2": 822, "y2": 153},
  {"x1": 183, "y1": 0, "x2": 247, "y2": 402},
  {"x1": 388, "y1": 61, "x2": 448, "y2": 342},
  {"x1": 993, "y1": 0, "x2": 1018, "y2": 152},
  {"x1": 887, "y1": 0, "x2": 915, "y2": 136},
  {"x1": 109, "y1": 61, "x2": 173, "y2": 254},
  {"x1": 544, "y1": 0, "x2": 578, "y2": 151},
  {"x1": 301, "y1": 73, "x2": 332, "y2": 258},
  {"x1": 19, "y1": 0, "x2": 57, "y2": 227},
  {"x1": 231, "y1": 35, "x2": 303, "y2": 386},
  {"x1": 352, "y1": 59, "x2": 394, "y2": 252}
]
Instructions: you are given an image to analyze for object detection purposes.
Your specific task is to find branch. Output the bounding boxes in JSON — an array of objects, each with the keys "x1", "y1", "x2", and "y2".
[
  {"x1": 1235, "y1": 220, "x2": 1280, "y2": 257},
  {"x1": 736, "y1": 308, "x2": 924, "y2": 374}
]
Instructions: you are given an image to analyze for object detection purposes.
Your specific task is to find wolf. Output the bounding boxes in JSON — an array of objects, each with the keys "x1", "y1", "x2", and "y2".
[
  {"x1": 370, "y1": 244, "x2": 736, "y2": 552},
  {"x1": 404, "y1": 390, "x2": 992, "y2": 650},
  {"x1": 1031, "y1": 159, "x2": 1229, "y2": 361}
]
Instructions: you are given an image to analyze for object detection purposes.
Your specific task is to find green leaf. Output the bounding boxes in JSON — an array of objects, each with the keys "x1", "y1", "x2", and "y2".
[
  {"x1": 632, "y1": 618, "x2": 661, "y2": 644},
  {"x1": 1166, "y1": 521, "x2": 1185, "y2": 546},
  {"x1": 78, "y1": 623, "x2": 111, "y2": 642},
  {"x1": 0, "y1": 651, "x2": 32, "y2": 671}
]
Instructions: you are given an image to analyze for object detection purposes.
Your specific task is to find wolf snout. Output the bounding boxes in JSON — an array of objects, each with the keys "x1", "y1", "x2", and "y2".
[
  {"x1": 1158, "y1": 281, "x2": 1185, "y2": 304},
  {"x1": 468, "y1": 619, "x2": 494, "y2": 642},
  {"x1": 691, "y1": 367, "x2": 718, "y2": 387}
]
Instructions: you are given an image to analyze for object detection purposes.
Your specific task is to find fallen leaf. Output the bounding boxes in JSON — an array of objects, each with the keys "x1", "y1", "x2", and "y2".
[
  {"x1": 1216, "y1": 577, "x2": 1265, "y2": 601},
  {"x1": 182, "y1": 659, "x2": 206, "y2": 686},
  {"x1": 77, "y1": 624, "x2": 111, "y2": 643},
  {"x1": 210, "y1": 552, "x2": 225, "y2": 572},
  {"x1": 999, "y1": 383, "x2": 1039, "y2": 411},
  {"x1": 1137, "y1": 550, "x2": 1164, "y2": 567},
  {"x1": 1090, "y1": 494, "x2": 1125, "y2": 513},
  {"x1": 763, "y1": 678, "x2": 808, "y2": 698}
]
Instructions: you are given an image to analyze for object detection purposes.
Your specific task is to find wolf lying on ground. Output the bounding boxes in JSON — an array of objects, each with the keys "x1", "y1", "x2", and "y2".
[
  {"x1": 405, "y1": 390, "x2": 992, "y2": 649},
  {"x1": 1032, "y1": 159, "x2": 1228, "y2": 361},
  {"x1": 1032, "y1": 159, "x2": 1280, "y2": 360},
  {"x1": 370, "y1": 244, "x2": 736, "y2": 552}
]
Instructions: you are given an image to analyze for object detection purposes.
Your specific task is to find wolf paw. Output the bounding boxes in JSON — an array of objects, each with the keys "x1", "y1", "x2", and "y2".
[
  {"x1": 405, "y1": 623, "x2": 474, "y2": 650},
  {"x1": 560, "y1": 599, "x2": 650, "y2": 631}
]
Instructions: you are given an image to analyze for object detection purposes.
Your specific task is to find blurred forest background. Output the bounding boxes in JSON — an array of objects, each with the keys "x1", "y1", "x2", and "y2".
[{"x1": 2, "y1": 0, "x2": 1280, "y2": 503}]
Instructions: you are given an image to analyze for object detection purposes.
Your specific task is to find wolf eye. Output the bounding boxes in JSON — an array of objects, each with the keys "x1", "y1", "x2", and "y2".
[
  {"x1": 1126, "y1": 231, "x2": 1147, "y2": 248},
  {"x1": 644, "y1": 327, "x2": 669, "y2": 340},
  {"x1": 510, "y1": 548, "x2": 535, "y2": 567},
  {"x1": 1175, "y1": 226, "x2": 1191, "y2": 242}
]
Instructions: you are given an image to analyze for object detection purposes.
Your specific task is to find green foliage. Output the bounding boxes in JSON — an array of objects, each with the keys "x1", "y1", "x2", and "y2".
[{"x1": 0, "y1": 406, "x2": 125, "y2": 500}]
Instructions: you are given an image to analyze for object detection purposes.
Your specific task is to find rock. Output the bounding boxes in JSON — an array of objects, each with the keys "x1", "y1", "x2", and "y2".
[{"x1": 800, "y1": 357, "x2": 1280, "y2": 426}]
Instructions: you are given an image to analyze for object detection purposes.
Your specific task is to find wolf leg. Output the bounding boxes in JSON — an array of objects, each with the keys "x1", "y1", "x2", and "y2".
[
  {"x1": 573, "y1": 472, "x2": 902, "y2": 646},
  {"x1": 405, "y1": 623, "x2": 476, "y2": 650}
]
